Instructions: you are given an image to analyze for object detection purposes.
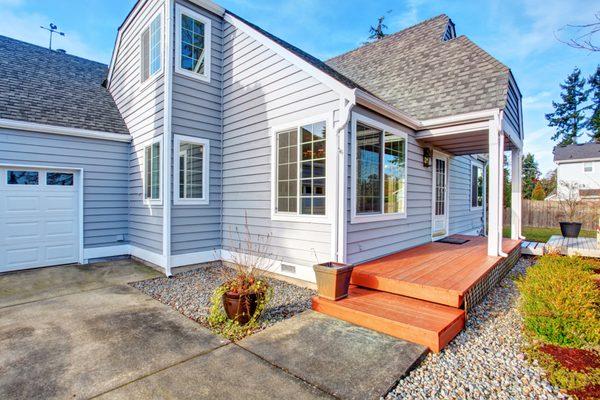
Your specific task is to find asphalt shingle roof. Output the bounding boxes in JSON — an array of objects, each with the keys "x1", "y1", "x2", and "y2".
[
  {"x1": 553, "y1": 142, "x2": 600, "y2": 162},
  {"x1": 325, "y1": 15, "x2": 512, "y2": 121},
  {"x1": 0, "y1": 35, "x2": 128, "y2": 134}
]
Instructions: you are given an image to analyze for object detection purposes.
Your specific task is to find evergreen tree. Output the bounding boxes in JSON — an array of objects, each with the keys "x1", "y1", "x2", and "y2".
[
  {"x1": 545, "y1": 67, "x2": 590, "y2": 145},
  {"x1": 587, "y1": 65, "x2": 600, "y2": 142},
  {"x1": 531, "y1": 182, "x2": 546, "y2": 200},
  {"x1": 522, "y1": 153, "x2": 540, "y2": 199}
]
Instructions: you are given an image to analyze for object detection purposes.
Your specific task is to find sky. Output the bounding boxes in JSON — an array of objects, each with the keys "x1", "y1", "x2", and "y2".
[{"x1": 1, "y1": 0, "x2": 598, "y2": 175}]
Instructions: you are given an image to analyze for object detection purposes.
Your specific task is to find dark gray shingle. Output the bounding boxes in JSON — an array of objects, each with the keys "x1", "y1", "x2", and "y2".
[
  {"x1": 553, "y1": 143, "x2": 600, "y2": 162},
  {"x1": 0, "y1": 35, "x2": 128, "y2": 134},
  {"x1": 325, "y1": 15, "x2": 512, "y2": 120}
]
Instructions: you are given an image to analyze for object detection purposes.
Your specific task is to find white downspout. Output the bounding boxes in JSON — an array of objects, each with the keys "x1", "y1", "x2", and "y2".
[
  {"x1": 162, "y1": 0, "x2": 174, "y2": 276},
  {"x1": 333, "y1": 95, "x2": 355, "y2": 263}
]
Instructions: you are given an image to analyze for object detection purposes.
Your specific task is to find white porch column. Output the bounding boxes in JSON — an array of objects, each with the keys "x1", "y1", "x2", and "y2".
[
  {"x1": 511, "y1": 148, "x2": 522, "y2": 240},
  {"x1": 487, "y1": 117, "x2": 501, "y2": 256},
  {"x1": 497, "y1": 131, "x2": 506, "y2": 255}
]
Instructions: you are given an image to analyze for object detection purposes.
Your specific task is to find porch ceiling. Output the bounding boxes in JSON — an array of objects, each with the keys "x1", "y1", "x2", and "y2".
[{"x1": 415, "y1": 128, "x2": 517, "y2": 156}]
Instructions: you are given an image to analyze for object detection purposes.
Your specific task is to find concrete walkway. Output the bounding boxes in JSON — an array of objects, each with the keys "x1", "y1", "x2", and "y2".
[{"x1": 0, "y1": 261, "x2": 426, "y2": 400}]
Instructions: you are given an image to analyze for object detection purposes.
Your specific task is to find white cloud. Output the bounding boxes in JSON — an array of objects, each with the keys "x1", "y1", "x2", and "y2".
[
  {"x1": 0, "y1": 7, "x2": 110, "y2": 63},
  {"x1": 523, "y1": 126, "x2": 557, "y2": 173},
  {"x1": 393, "y1": 0, "x2": 427, "y2": 30},
  {"x1": 523, "y1": 91, "x2": 553, "y2": 111}
]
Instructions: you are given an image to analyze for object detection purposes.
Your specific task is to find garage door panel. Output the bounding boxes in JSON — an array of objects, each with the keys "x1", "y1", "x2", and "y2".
[{"x1": 0, "y1": 167, "x2": 79, "y2": 272}]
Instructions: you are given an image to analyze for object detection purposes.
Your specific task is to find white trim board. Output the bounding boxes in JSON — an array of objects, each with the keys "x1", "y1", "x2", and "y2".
[{"x1": 0, "y1": 118, "x2": 131, "y2": 142}]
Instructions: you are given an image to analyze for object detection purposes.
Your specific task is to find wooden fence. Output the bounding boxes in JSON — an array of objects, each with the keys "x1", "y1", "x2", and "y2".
[{"x1": 503, "y1": 199, "x2": 600, "y2": 231}]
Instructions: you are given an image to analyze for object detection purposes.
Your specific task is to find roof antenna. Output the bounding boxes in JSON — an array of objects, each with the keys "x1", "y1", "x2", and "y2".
[{"x1": 40, "y1": 23, "x2": 65, "y2": 51}]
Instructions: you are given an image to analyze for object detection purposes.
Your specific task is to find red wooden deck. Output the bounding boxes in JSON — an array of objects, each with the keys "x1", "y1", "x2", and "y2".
[
  {"x1": 351, "y1": 235, "x2": 521, "y2": 307},
  {"x1": 312, "y1": 235, "x2": 522, "y2": 352}
]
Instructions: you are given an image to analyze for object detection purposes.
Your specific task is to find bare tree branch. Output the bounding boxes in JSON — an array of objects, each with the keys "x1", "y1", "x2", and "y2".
[{"x1": 556, "y1": 12, "x2": 600, "y2": 52}]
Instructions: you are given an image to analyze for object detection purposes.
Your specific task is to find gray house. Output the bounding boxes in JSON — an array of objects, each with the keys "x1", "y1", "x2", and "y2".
[{"x1": 0, "y1": 0, "x2": 524, "y2": 282}]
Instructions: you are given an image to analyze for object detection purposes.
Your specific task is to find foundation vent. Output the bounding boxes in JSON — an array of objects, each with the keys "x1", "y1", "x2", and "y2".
[{"x1": 281, "y1": 264, "x2": 296, "y2": 274}]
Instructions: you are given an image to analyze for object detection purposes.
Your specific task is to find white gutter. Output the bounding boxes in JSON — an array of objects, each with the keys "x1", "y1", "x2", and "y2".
[
  {"x1": 0, "y1": 118, "x2": 131, "y2": 142},
  {"x1": 162, "y1": 0, "x2": 174, "y2": 277}
]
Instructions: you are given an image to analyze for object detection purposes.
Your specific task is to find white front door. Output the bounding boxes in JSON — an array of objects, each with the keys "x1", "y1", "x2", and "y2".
[
  {"x1": 0, "y1": 167, "x2": 80, "y2": 273},
  {"x1": 432, "y1": 154, "x2": 449, "y2": 239}
]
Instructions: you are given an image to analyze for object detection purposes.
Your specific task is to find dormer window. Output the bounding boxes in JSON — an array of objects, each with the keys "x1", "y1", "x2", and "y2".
[
  {"x1": 443, "y1": 20, "x2": 456, "y2": 41},
  {"x1": 175, "y1": 5, "x2": 212, "y2": 82},
  {"x1": 140, "y1": 13, "x2": 162, "y2": 83}
]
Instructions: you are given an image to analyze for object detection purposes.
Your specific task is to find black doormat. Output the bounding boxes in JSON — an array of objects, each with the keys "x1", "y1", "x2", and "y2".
[{"x1": 437, "y1": 237, "x2": 470, "y2": 245}]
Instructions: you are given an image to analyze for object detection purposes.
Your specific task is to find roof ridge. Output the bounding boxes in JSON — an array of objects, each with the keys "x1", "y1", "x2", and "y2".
[
  {"x1": 0, "y1": 34, "x2": 108, "y2": 67},
  {"x1": 326, "y1": 14, "x2": 450, "y2": 63}
]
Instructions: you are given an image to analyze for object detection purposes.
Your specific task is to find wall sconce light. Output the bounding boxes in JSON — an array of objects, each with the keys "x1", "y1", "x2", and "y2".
[{"x1": 423, "y1": 147, "x2": 432, "y2": 168}]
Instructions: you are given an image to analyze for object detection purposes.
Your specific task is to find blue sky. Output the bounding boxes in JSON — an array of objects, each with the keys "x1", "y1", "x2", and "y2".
[{"x1": 1, "y1": 0, "x2": 598, "y2": 174}]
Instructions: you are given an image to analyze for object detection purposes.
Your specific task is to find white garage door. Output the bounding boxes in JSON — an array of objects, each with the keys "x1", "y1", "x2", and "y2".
[{"x1": 0, "y1": 167, "x2": 80, "y2": 273}]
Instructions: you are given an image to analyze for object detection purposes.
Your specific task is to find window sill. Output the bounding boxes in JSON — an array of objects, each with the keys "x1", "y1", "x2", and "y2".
[
  {"x1": 470, "y1": 206, "x2": 483, "y2": 212},
  {"x1": 174, "y1": 198, "x2": 209, "y2": 206},
  {"x1": 271, "y1": 213, "x2": 331, "y2": 224},
  {"x1": 350, "y1": 212, "x2": 407, "y2": 224},
  {"x1": 143, "y1": 199, "x2": 162, "y2": 206},
  {"x1": 174, "y1": 67, "x2": 210, "y2": 83}
]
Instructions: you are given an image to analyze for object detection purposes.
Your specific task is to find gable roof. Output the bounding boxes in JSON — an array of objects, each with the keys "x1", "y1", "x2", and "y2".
[
  {"x1": 554, "y1": 142, "x2": 600, "y2": 162},
  {"x1": 325, "y1": 15, "x2": 512, "y2": 121},
  {"x1": 0, "y1": 35, "x2": 128, "y2": 135}
]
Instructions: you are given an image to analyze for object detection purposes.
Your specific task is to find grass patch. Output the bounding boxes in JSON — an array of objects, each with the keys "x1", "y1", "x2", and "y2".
[
  {"x1": 503, "y1": 226, "x2": 596, "y2": 243},
  {"x1": 518, "y1": 254, "x2": 600, "y2": 398}
]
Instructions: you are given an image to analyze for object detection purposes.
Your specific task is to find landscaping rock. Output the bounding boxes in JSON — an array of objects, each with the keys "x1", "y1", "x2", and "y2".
[
  {"x1": 386, "y1": 257, "x2": 572, "y2": 400},
  {"x1": 130, "y1": 263, "x2": 315, "y2": 335}
]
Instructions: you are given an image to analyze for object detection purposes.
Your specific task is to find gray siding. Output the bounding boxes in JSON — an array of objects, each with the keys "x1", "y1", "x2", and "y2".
[
  {"x1": 346, "y1": 107, "x2": 484, "y2": 265},
  {"x1": 221, "y1": 20, "x2": 339, "y2": 270},
  {"x1": 0, "y1": 129, "x2": 129, "y2": 249},
  {"x1": 109, "y1": 0, "x2": 165, "y2": 254},
  {"x1": 170, "y1": 0, "x2": 223, "y2": 255},
  {"x1": 448, "y1": 155, "x2": 485, "y2": 235},
  {"x1": 505, "y1": 75, "x2": 522, "y2": 139}
]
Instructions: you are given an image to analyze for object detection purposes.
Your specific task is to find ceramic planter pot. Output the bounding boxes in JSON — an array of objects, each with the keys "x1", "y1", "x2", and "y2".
[
  {"x1": 559, "y1": 222, "x2": 582, "y2": 238},
  {"x1": 222, "y1": 291, "x2": 259, "y2": 325},
  {"x1": 313, "y1": 262, "x2": 353, "y2": 301}
]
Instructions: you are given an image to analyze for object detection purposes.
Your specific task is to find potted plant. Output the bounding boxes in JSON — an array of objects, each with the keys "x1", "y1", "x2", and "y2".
[
  {"x1": 208, "y1": 215, "x2": 274, "y2": 338},
  {"x1": 313, "y1": 261, "x2": 353, "y2": 300},
  {"x1": 558, "y1": 181, "x2": 583, "y2": 238}
]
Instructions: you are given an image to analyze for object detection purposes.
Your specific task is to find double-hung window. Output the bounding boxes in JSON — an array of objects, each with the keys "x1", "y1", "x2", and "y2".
[
  {"x1": 174, "y1": 135, "x2": 209, "y2": 204},
  {"x1": 352, "y1": 118, "x2": 407, "y2": 222},
  {"x1": 275, "y1": 120, "x2": 327, "y2": 217},
  {"x1": 140, "y1": 13, "x2": 162, "y2": 83},
  {"x1": 175, "y1": 5, "x2": 211, "y2": 82},
  {"x1": 470, "y1": 162, "x2": 484, "y2": 209},
  {"x1": 144, "y1": 139, "x2": 161, "y2": 203}
]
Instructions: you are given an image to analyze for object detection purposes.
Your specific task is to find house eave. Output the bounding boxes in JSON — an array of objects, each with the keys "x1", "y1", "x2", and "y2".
[
  {"x1": 355, "y1": 89, "x2": 421, "y2": 130},
  {"x1": 0, "y1": 118, "x2": 132, "y2": 142}
]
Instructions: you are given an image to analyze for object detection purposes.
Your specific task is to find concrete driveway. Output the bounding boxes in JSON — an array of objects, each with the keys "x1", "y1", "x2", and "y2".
[{"x1": 0, "y1": 260, "x2": 426, "y2": 400}]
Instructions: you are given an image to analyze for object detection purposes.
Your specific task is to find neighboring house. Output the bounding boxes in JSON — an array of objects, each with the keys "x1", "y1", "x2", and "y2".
[
  {"x1": 553, "y1": 143, "x2": 600, "y2": 201},
  {"x1": 0, "y1": 0, "x2": 524, "y2": 281}
]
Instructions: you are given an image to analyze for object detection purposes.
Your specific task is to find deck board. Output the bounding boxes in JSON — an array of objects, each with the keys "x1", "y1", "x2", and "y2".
[
  {"x1": 351, "y1": 236, "x2": 521, "y2": 307},
  {"x1": 545, "y1": 235, "x2": 600, "y2": 257},
  {"x1": 312, "y1": 286, "x2": 465, "y2": 352}
]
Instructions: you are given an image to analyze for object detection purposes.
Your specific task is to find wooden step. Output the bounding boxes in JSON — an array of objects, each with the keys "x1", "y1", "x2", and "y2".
[{"x1": 312, "y1": 286, "x2": 465, "y2": 352}]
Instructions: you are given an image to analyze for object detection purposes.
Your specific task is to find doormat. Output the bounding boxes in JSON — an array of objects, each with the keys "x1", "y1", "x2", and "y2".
[{"x1": 437, "y1": 237, "x2": 470, "y2": 245}]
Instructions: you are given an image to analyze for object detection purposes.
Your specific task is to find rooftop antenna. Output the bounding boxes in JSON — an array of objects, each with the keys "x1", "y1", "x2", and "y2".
[{"x1": 40, "y1": 23, "x2": 65, "y2": 51}]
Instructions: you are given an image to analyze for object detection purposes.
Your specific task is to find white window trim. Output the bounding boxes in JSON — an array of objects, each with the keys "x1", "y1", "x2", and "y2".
[
  {"x1": 470, "y1": 159, "x2": 484, "y2": 211},
  {"x1": 175, "y1": 4, "x2": 212, "y2": 83},
  {"x1": 143, "y1": 136, "x2": 163, "y2": 205},
  {"x1": 583, "y1": 162, "x2": 594, "y2": 173},
  {"x1": 139, "y1": 10, "x2": 164, "y2": 88},
  {"x1": 173, "y1": 135, "x2": 210, "y2": 205},
  {"x1": 350, "y1": 113, "x2": 408, "y2": 224},
  {"x1": 270, "y1": 113, "x2": 334, "y2": 224}
]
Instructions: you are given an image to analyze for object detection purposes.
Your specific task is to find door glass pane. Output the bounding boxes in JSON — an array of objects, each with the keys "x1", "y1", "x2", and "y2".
[
  {"x1": 47, "y1": 172, "x2": 74, "y2": 186},
  {"x1": 7, "y1": 171, "x2": 38, "y2": 185},
  {"x1": 356, "y1": 122, "x2": 382, "y2": 214},
  {"x1": 435, "y1": 159, "x2": 446, "y2": 216},
  {"x1": 383, "y1": 134, "x2": 406, "y2": 214}
]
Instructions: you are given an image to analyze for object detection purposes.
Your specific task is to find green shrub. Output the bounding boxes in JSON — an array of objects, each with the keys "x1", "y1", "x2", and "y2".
[{"x1": 517, "y1": 254, "x2": 600, "y2": 348}]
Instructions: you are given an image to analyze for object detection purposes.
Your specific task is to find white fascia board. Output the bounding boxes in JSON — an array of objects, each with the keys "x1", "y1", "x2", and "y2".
[
  {"x1": 416, "y1": 120, "x2": 490, "y2": 139},
  {"x1": 420, "y1": 109, "x2": 499, "y2": 129},
  {"x1": 0, "y1": 118, "x2": 131, "y2": 142},
  {"x1": 223, "y1": 13, "x2": 356, "y2": 102},
  {"x1": 556, "y1": 157, "x2": 600, "y2": 164},
  {"x1": 354, "y1": 89, "x2": 420, "y2": 130}
]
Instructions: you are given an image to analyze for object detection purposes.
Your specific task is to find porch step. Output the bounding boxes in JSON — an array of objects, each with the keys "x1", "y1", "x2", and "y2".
[{"x1": 312, "y1": 286, "x2": 465, "y2": 352}]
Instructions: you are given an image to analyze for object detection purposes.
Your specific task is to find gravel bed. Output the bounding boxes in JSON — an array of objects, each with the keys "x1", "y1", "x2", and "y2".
[
  {"x1": 387, "y1": 257, "x2": 571, "y2": 400},
  {"x1": 130, "y1": 263, "x2": 315, "y2": 333}
]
